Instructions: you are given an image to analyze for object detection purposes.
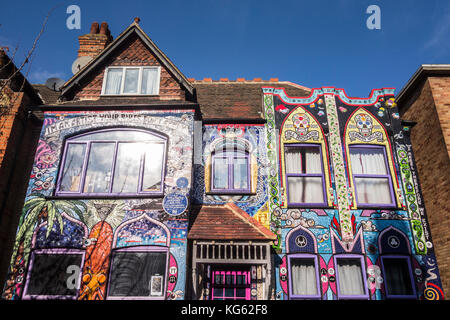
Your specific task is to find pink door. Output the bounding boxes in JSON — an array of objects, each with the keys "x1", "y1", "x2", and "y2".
[{"x1": 211, "y1": 270, "x2": 251, "y2": 300}]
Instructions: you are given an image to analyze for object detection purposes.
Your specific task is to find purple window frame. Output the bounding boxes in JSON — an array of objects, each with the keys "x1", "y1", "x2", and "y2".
[
  {"x1": 106, "y1": 245, "x2": 169, "y2": 300},
  {"x1": 211, "y1": 270, "x2": 251, "y2": 300},
  {"x1": 285, "y1": 144, "x2": 328, "y2": 207},
  {"x1": 211, "y1": 149, "x2": 251, "y2": 194},
  {"x1": 287, "y1": 253, "x2": 321, "y2": 299},
  {"x1": 55, "y1": 128, "x2": 167, "y2": 197},
  {"x1": 348, "y1": 144, "x2": 396, "y2": 208},
  {"x1": 380, "y1": 255, "x2": 417, "y2": 299},
  {"x1": 333, "y1": 254, "x2": 369, "y2": 300},
  {"x1": 22, "y1": 248, "x2": 85, "y2": 300}
]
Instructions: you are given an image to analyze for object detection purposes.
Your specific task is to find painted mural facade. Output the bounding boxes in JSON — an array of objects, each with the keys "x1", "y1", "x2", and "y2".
[
  {"x1": 2, "y1": 109, "x2": 194, "y2": 300},
  {"x1": 1, "y1": 86, "x2": 445, "y2": 301},
  {"x1": 263, "y1": 87, "x2": 444, "y2": 300}
]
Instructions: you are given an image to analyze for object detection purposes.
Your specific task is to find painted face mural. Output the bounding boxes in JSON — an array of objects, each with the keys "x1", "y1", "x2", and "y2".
[
  {"x1": 78, "y1": 221, "x2": 113, "y2": 300},
  {"x1": 354, "y1": 113, "x2": 373, "y2": 137},
  {"x1": 292, "y1": 113, "x2": 310, "y2": 136}
]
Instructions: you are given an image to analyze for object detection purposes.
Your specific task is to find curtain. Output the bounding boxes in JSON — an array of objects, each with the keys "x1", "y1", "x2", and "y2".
[
  {"x1": 350, "y1": 148, "x2": 387, "y2": 175},
  {"x1": 337, "y1": 259, "x2": 365, "y2": 296},
  {"x1": 141, "y1": 68, "x2": 159, "y2": 94},
  {"x1": 123, "y1": 68, "x2": 139, "y2": 93},
  {"x1": 350, "y1": 147, "x2": 392, "y2": 204},
  {"x1": 291, "y1": 258, "x2": 317, "y2": 296},
  {"x1": 104, "y1": 68, "x2": 123, "y2": 94}
]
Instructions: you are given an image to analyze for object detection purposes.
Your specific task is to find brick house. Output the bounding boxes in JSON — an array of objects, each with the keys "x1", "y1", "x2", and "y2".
[
  {"x1": 1, "y1": 19, "x2": 445, "y2": 300},
  {"x1": 0, "y1": 49, "x2": 43, "y2": 288},
  {"x1": 395, "y1": 64, "x2": 450, "y2": 297}
]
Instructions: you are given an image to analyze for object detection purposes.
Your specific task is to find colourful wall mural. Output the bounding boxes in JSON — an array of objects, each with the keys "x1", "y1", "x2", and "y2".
[
  {"x1": 263, "y1": 86, "x2": 444, "y2": 300},
  {"x1": 2, "y1": 110, "x2": 194, "y2": 300}
]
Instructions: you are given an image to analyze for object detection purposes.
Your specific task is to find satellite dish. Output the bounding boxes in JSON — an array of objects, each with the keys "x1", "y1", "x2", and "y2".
[
  {"x1": 45, "y1": 77, "x2": 65, "y2": 91},
  {"x1": 71, "y1": 55, "x2": 93, "y2": 74}
]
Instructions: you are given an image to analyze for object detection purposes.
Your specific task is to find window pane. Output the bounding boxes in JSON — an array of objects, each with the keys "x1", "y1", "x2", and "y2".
[
  {"x1": 285, "y1": 146, "x2": 322, "y2": 174},
  {"x1": 236, "y1": 288, "x2": 246, "y2": 297},
  {"x1": 285, "y1": 147, "x2": 303, "y2": 174},
  {"x1": 384, "y1": 258, "x2": 413, "y2": 296},
  {"x1": 290, "y1": 257, "x2": 318, "y2": 296},
  {"x1": 83, "y1": 143, "x2": 115, "y2": 193},
  {"x1": 26, "y1": 253, "x2": 82, "y2": 296},
  {"x1": 142, "y1": 143, "x2": 164, "y2": 192},
  {"x1": 213, "y1": 157, "x2": 229, "y2": 189},
  {"x1": 112, "y1": 143, "x2": 142, "y2": 193},
  {"x1": 304, "y1": 147, "x2": 322, "y2": 174},
  {"x1": 354, "y1": 177, "x2": 392, "y2": 204},
  {"x1": 123, "y1": 68, "x2": 139, "y2": 94},
  {"x1": 350, "y1": 147, "x2": 387, "y2": 175},
  {"x1": 287, "y1": 177, "x2": 324, "y2": 203},
  {"x1": 59, "y1": 143, "x2": 86, "y2": 192},
  {"x1": 337, "y1": 258, "x2": 365, "y2": 296},
  {"x1": 141, "y1": 68, "x2": 159, "y2": 94},
  {"x1": 233, "y1": 157, "x2": 248, "y2": 189},
  {"x1": 108, "y1": 251, "x2": 166, "y2": 297},
  {"x1": 104, "y1": 68, "x2": 123, "y2": 94}
]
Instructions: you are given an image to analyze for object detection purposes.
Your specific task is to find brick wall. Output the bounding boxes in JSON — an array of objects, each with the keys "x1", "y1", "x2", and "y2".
[
  {"x1": 0, "y1": 89, "x2": 42, "y2": 285},
  {"x1": 428, "y1": 77, "x2": 450, "y2": 158},
  {"x1": 402, "y1": 78, "x2": 450, "y2": 296},
  {"x1": 72, "y1": 33, "x2": 186, "y2": 101}
]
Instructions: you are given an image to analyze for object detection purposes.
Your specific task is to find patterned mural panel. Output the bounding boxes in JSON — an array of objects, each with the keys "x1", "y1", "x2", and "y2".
[
  {"x1": 264, "y1": 87, "x2": 444, "y2": 300},
  {"x1": 2, "y1": 110, "x2": 194, "y2": 300}
]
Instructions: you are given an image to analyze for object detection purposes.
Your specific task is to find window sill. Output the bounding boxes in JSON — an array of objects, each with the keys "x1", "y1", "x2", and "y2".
[{"x1": 354, "y1": 204, "x2": 398, "y2": 210}]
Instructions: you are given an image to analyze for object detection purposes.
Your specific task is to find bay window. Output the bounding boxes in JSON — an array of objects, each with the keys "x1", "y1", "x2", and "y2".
[{"x1": 56, "y1": 128, "x2": 166, "y2": 196}]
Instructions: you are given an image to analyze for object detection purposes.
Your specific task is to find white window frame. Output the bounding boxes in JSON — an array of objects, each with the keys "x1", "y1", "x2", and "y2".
[{"x1": 101, "y1": 66, "x2": 161, "y2": 96}]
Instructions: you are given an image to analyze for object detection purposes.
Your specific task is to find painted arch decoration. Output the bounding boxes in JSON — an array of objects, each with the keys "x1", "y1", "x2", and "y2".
[
  {"x1": 279, "y1": 105, "x2": 332, "y2": 208},
  {"x1": 344, "y1": 107, "x2": 402, "y2": 209}
]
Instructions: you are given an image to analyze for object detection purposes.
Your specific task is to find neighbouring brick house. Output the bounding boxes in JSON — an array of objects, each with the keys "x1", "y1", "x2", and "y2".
[
  {"x1": 0, "y1": 49, "x2": 43, "y2": 288},
  {"x1": 1, "y1": 19, "x2": 445, "y2": 300},
  {"x1": 395, "y1": 64, "x2": 450, "y2": 297}
]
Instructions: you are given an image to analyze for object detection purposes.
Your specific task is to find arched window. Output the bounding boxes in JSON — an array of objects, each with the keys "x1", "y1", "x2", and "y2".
[
  {"x1": 280, "y1": 106, "x2": 332, "y2": 207},
  {"x1": 378, "y1": 227, "x2": 416, "y2": 299},
  {"x1": 55, "y1": 128, "x2": 167, "y2": 196},
  {"x1": 344, "y1": 108, "x2": 401, "y2": 208}
]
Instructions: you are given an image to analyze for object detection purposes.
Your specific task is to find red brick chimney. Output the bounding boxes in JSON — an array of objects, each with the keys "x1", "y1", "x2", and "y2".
[{"x1": 77, "y1": 21, "x2": 113, "y2": 58}]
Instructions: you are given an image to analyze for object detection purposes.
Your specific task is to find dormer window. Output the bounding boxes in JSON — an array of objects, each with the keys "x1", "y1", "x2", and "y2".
[{"x1": 102, "y1": 66, "x2": 160, "y2": 95}]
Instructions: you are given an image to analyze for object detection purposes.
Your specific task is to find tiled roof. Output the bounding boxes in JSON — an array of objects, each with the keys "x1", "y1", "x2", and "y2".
[
  {"x1": 192, "y1": 79, "x2": 311, "y2": 121},
  {"x1": 32, "y1": 84, "x2": 61, "y2": 104},
  {"x1": 188, "y1": 203, "x2": 276, "y2": 241}
]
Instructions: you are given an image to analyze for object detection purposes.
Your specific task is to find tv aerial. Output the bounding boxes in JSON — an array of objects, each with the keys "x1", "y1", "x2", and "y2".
[
  {"x1": 45, "y1": 77, "x2": 65, "y2": 91},
  {"x1": 71, "y1": 55, "x2": 93, "y2": 75}
]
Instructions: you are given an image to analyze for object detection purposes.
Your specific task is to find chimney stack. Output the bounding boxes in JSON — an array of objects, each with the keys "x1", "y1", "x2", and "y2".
[{"x1": 77, "y1": 21, "x2": 113, "y2": 58}]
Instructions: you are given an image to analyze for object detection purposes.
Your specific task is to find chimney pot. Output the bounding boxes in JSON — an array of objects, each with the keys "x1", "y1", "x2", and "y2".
[
  {"x1": 90, "y1": 22, "x2": 99, "y2": 34},
  {"x1": 99, "y1": 22, "x2": 109, "y2": 35}
]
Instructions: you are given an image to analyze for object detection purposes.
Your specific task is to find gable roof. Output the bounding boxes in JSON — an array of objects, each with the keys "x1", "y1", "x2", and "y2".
[
  {"x1": 188, "y1": 203, "x2": 277, "y2": 241},
  {"x1": 60, "y1": 21, "x2": 194, "y2": 98}
]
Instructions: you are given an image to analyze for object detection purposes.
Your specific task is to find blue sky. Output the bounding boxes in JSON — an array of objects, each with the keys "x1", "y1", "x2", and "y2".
[{"x1": 1, "y1": 0, "x2": 450, "y2": 97}]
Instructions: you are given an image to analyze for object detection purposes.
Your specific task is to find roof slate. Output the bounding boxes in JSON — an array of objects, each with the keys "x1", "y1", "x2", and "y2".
[
  {"x1": 193, "y1": 81, "x2": 311, "y2": 121},
  {"x1": 188, "y1": 203, "x2": 276, "y2": 241}
]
